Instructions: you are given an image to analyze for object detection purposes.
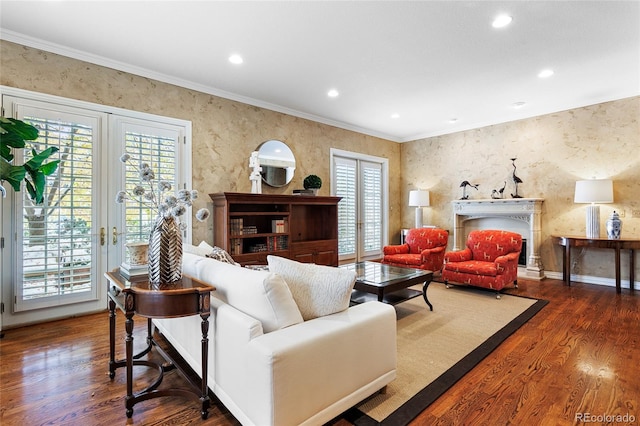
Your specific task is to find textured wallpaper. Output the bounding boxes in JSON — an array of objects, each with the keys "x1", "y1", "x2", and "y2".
[
  {"x1": 0, "y1": 41, "x2": 402, "y2": 246},
  {"x1": 402, "y1": 96, "x2": 640, "y2": 281},
  {"x1": 2, "y1": 40, "x2": 638, "y2": 284}
]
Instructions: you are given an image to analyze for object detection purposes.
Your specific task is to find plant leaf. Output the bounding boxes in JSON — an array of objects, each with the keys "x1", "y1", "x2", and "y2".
[
  {"x1": 24, "y1": 147, "x2": 60, "y2": 171},
  {"x1": 0, "y1": 118, "x2": 39, "y2": 141},
  {"x1": 39, "y1": 160, "x2": 60, "y2": 176},
  {"x1": 0, "y1": 143, "x2": 13, "y2": 162},
  {"x1": 0, "y1": 158, "x2": 26, "y2": 191}
]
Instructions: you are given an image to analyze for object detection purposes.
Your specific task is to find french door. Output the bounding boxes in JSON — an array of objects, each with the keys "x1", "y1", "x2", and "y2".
[
  {"x1": 331, "y1": 149, "x2": 388, "y2": 263},
  {"x1": 1, "y1": 88, "x2": 189, "y2": 327}
]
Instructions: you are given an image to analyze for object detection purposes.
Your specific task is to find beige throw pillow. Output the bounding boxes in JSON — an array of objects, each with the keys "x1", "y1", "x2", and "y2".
[
  {"x1": 183, "y1": 253, "x2": 303, "y2": 332},
  {"x1": 267, "y1": 255, "x2": 356, "y2": 321}
]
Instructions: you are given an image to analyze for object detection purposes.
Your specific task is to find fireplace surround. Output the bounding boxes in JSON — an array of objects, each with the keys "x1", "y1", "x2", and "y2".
[{"x1": 451, "y1": 198, "x2": 545, "y2": 279}]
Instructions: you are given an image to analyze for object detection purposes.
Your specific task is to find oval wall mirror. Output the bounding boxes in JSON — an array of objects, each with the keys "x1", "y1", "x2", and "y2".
[{"x1": 256, "y1": 140, "x2": 296, "y2": 187}]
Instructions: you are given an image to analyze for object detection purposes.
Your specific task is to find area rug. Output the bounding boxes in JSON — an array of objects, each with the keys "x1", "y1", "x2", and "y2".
[{"x1": 345, "y1": 282, "x2": 548, "y2": 425}]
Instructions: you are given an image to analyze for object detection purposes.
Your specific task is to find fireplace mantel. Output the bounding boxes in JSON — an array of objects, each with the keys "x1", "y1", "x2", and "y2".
[{"x1": 452, "y1": 198, "x2": 545, "y2": 279}]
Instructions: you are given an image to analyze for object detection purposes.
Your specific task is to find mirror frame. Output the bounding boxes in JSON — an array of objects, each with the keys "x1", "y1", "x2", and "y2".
[{"x1": 256, "y1": 140, "x2": 296, "y2": 188}]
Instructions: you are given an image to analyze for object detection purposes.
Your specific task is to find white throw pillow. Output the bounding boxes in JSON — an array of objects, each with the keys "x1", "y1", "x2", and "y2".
[
  {"x1": 267, "y1": 255, "x2": 357, "y2": 321},
  {"x1": 190, "y1": 255, "x2": 303, "y2": 333},
  {"x1": 183, "y1": 243, "x2": 212, "y2": 257}
]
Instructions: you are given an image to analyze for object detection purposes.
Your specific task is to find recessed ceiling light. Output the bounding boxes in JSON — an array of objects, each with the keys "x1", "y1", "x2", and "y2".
[
  {"x1": 449, "y1": 118, "x2": 458, "y2": 124},
  {"x1": 512, "y1": 101, "x2": 527, "y2": 109},
  {"x1": 492, "y1": 14, "x2": 512, "y2": 28},
  {"x1": 538, "y1": 69, "x2": 554, "y2": 78},
  {"x1": 391, "y1": 113, "x2": 400, "y2": 119},
  {"x1": 228, "y1": 54, "x2": 243, "y2": 65},
  {"x1": 327, "y1": 89, "x2": 339, "y2": 98}
]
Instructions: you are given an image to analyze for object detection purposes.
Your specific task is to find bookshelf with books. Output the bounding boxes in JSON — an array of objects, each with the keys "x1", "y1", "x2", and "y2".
[{"x1": 210, "y1": 192, "x2": 340, "y2": 266}]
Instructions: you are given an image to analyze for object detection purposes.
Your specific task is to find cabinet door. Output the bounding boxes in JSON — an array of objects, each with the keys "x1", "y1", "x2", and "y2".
[
  {"x1": 290, "y1": 252, "x2": 315, "y2": 264},
  {"x1": 290, "y1": 240, "x2": 338, "y2": 266},
  {"x1": 313, "y1": 247, "x2": 338, "y2": 266}
]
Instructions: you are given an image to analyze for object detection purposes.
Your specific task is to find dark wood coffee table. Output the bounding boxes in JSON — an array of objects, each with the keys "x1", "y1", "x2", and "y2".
[{"x1": 341, "y1": 261, "x2": 434, "y2": 310}]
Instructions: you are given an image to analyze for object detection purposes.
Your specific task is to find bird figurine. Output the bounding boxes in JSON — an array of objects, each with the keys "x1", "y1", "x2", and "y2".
[
  {"x1": 510, "y1": 158, "x2": 523, "y2": 198},
  {"x1": 491, "y1": 181, "x2": 506, "y2": 199},
  {"x1": 459, "y1": 180, "x2": 479, "y2": 200}
]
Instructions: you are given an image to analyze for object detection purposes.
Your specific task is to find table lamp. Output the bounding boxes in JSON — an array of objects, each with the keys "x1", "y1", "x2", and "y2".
[
  {"x1": 409, "y1": 190, "x2": 430, "y2": 228},
  {"x1": 574, "y1": 179, "x2": 613, "y2": 238}
]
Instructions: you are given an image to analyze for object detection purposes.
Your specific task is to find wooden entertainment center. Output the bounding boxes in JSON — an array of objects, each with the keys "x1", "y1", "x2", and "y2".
[{"x1": 209, "y1": 192, "x2": 341, "y2": 266}]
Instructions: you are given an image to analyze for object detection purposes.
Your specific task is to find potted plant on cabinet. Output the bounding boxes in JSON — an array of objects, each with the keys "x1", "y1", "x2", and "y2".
[{"x1": 303, "y1": 174, "x2": 322, "y2": 195}]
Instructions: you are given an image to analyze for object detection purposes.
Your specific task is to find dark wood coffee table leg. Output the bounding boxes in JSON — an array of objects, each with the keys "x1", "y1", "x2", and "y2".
[{"x1": 422, "y1": 279, "x2": 433, "y2": 311}]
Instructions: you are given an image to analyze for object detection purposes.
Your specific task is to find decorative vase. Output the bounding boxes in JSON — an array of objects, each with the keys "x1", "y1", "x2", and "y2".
[
  {"x1": 606, "y1": 211, "x2": 622, "y2": 240},
  {"x1": 126, "y1": 242, "x2": 149, "y2": 266},
  {"x1": 148, "y1": 215, "x2": 183, "y2": 285}
]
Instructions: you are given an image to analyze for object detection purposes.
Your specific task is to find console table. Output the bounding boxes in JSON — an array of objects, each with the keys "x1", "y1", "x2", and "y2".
[
  {"x1": 552, "y1": 235, "x2": 639, "y2": 293},
  {"x1": 105, "y1": 270, "x2": 215, "y2": 419}
]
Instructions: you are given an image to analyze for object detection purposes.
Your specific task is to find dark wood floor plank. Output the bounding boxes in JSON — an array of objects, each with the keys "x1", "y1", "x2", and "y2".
[{"x1": 0, "y1": 278, "x2": 638, "y2": 425}]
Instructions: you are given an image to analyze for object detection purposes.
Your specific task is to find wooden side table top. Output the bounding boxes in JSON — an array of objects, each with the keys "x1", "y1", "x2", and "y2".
[
  {"x1": 552, "y1": 235, "x2": 640, "y2": 248},
  {"x1": 105, "y1": 270, "x2": 215, "y2": 318}
]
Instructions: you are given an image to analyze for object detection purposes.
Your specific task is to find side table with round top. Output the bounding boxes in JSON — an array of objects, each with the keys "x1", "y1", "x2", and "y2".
[{"x1": 105, "y1": 269, "x2": 215, "y2": 419}]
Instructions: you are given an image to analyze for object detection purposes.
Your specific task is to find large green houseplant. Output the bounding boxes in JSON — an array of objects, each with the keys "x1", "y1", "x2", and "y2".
[{"x1": 0, "y1": 117, "x2": 59, "y2": 203}]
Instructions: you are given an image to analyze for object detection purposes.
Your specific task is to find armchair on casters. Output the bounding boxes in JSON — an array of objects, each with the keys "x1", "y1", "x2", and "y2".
[
  {"x1": 442, "y1": 229, "x2": 522, "y2": 299},
  {"x1": 382, "y1": 228, "x2": 449, "y2": 273}
]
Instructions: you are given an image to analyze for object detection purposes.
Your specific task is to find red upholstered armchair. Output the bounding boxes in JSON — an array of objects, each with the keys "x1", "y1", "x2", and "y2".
[
  {"x1": 442, "y1": 230, "x2": 522, "y2": 298},
  {"x1": 382, "y1": 228, "x2": 449, "y2": 272}
]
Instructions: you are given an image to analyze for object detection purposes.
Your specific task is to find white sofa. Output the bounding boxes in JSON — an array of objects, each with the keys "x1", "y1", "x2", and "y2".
[{"x1": 153, "y1": 252, "x2": 397, "y2": 426}]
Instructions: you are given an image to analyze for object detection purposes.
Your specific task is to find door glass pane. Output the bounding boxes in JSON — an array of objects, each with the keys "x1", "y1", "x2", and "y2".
[
  {"x1": 18, "y1": 115, "x2": 96, "y2": 306},
  {"x1": 362, "y1": 161, "x2": 382, "y2": 254},
  {"x1": 335, "y1": 157, "x2": 357, "y2": 257},
  {"x1": 123, "y1": 130, "x2": 178, "y2": 250}
]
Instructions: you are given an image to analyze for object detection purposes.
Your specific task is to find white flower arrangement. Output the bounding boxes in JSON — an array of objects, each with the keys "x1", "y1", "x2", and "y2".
[{"x1": 115, "y1": 153, "x2": 210, "y2": 225}]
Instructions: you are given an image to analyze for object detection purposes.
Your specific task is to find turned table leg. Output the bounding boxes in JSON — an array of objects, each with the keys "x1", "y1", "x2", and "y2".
[
  {"x1": 108, "y1": 298, "x2": 116, "y2": 379},
  {"x1": 125, "y1": 310, "x2": 135, "y2": 418}
]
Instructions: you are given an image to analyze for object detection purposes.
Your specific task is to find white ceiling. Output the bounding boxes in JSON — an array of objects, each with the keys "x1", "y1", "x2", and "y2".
[{"x1": 1, "y1": 1, "x2": 639, "y2": 142}]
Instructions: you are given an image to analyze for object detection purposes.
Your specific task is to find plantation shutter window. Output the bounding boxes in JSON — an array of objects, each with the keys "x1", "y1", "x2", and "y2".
[
  {"x1": 11, "y1": 104, "x2": 102, "y2": 311},
  {"x1": 122, "y1": 129, "x2": 179, "y2": 247},
  {"x1": 361, "y1": 161, "x2": 382, "y2": 255},
  {"x1": 335, "y1": 157, "x2": 357, "y2": 258},
  {"x1": 332, "y1": 151, "x2": 387, "y2": 262}
]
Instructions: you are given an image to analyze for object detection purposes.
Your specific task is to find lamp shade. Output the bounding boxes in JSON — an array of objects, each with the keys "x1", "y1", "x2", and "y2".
[
  {"x1": 409, "y1": 190, "x2": 430, "y2": 207},
  {"x1": 574, "y1": 180, "x2": 613, "y2": 203}
]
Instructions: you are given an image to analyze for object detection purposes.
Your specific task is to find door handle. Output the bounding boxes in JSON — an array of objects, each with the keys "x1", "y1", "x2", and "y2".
[
  {"x1": 113, "y1": 227, "x2": 118, "y2": 245},
  {"x1": 100, "y1": 227, "x2": 105, "y2": 246}
]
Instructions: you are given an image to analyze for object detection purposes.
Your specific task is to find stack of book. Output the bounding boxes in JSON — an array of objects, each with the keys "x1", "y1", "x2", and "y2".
[
  {"x1": 271, "y1": 219, "x2": 288, "y2": 233},
  {"x1": 119, "y1": 262, "x2": 148, "y2": 280},
  {"x1": 230, "y1": 218, "x2": 244, "y2": 235},
  {"x1": 242, "y1": 226, "x2": 258, "y2": 234},
  {"x1": 267, "y1": 235, "x2": 289, "y2": 251},
  {"x1": 230, "y1": 238, "x2": 243, "y2": 255}
]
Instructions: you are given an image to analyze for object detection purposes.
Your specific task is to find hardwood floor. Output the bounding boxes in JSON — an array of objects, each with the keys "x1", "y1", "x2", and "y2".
[{"x1": 1, "y1": 278, "x2": 638, "y2": 425}]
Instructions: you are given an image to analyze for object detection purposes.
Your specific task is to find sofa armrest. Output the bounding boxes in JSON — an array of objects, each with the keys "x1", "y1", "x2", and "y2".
[
  {"x1": 445, "y1": 247, "x2": 472, "y2": 262},
  {"x1": 384, "y1": 243, "x2": 409, "y2": 255},
  {"x1": 421, "y1": 245, "x2": 445, "y2": 258},
  {"x1": 224, "y1": 302, "x2": 397, "y2": 426},
  {"x1": 494, "y1": 252, "x2": 521, "y2": 273},
  {"x1": 214, "y1": 298, "x2": 264, "y2": 344}
]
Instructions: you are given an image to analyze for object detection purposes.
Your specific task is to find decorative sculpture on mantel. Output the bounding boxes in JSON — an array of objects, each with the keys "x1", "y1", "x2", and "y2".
[
  {"x1": 491, "y1": 181, "x2": 506, "y2": 199},
  {"x1": 249, "y1": 151, "x2": 262, "y2": 194},
  {"x1": 510, "y1": 158, "x2": 523, "y2": 198},
  {"x1": 459, "y1": 180, "x2": 479, "y2": 200}
]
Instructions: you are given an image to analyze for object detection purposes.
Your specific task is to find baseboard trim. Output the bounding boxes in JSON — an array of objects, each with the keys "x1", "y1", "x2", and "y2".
[{"x1": 543, "y1": 271, "x2": 636, "y2": 290}]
